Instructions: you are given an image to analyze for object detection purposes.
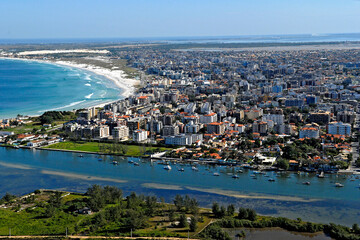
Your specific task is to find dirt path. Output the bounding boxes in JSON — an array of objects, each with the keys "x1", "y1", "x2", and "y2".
[{"x1": 0, "y1": 236, "x2": 199, "y2": 240}]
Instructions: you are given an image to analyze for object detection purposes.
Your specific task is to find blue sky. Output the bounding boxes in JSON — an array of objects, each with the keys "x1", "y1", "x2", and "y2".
[{"x1": 1, "y1": 0, "x2": 360, "y2": 39}]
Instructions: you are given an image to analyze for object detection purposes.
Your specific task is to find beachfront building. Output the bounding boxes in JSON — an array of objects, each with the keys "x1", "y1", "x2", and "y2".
[
  {"x1": 132, "y1": 129, "x2": 148, "y2": 143},
  {"x1": 112, "y1": 126, "x2": 129, "y2": 140},
  {"x1": 27, "y1": 139, "x2": 47, "y2": 147},
  {"x1": 327, "y1": 122, "x2": 351, "y2": 136},
  {"x1": 299, "y1": 123, "x2": 320, "y2": 139}
]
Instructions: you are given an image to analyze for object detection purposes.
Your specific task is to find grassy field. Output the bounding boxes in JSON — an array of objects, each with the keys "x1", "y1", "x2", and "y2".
[
  {"x1": 4, "y1": 120, "x2": 67, "y2": 135},
  {"x1": 0, "y1": 189, "x2": 206, "y2": 238},
  {"x1": 44, "y1": 141, "x2": 172, "y2": 157},
  {"x1": 0, "y1": 193, "x2": 87, "y2": 236}
]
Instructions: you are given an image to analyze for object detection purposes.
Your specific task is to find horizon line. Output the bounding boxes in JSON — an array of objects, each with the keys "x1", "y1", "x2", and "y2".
[{"x1": 1, "y1": 32, "x2": 360, "y2": 41}]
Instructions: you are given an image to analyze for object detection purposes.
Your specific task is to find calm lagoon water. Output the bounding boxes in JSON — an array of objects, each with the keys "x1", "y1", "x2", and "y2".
[
  {"x1": 0, "y1": 58, "x2": 122, "y2": 118},
  {"x1": 225, "y1": 228, "x2": 332, "y2": 240},
  {"x1": 0, "y1": 147, "x2": 359, "y2": 226}
]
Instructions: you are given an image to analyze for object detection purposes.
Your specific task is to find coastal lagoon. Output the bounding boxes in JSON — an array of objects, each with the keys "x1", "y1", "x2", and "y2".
[
  {"x1": 0, "y1": 147, "x2": 359, "y2": 226},
  {"x1": 0, "y1": 58, "x2": 122, "y2": 118}
]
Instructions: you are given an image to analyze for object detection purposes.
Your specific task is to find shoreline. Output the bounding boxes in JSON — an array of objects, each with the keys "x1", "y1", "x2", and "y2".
[{"x1": 0, "y1": 57, "x2": 140, "y2": 118}]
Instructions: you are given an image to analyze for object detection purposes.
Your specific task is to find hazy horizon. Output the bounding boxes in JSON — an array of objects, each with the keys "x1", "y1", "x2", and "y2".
[{"x1": 1, "y1": 0, "x2": 360, "y2": 39}]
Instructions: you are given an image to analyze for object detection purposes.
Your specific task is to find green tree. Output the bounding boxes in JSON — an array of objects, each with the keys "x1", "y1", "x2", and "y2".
[
  {"x1": 86, "y1": 185, "x2": 105, "y2": 211},
  {"x1": 238, "y1": 207, "x2": 248, "y2": 219},
  {"x1": 276, "y1": 158, "x2": 289, "y2": 170},
  {"x1": 49, "y1": 191, "x2": 62, "y2": 208},
  {"x1": 227, "y1": 204, "x2": 235, "y2": 216},
  {"x1": 174, "y1": 195, "x2": 184, "y2": 211},
  {"x1": 212, "y1": 202, "x2": 220, "y2": 217},
  {"x1": 247, "y1": 209, "x2": 257, "y2": 221},
  {"x1": 179, "y1": 213, "x2": 188, "y2": 228},
  {"x1": 44, "y1": 204, "x2": 56, "y2": 218},
  {"x1": 0, "y1": 192, "x2": 17, "y2": 203},
  {"x1": 169, "y1": 210, "x2": 176, "y2": 222},
  {"x1": 219, "y1": 206, "x2": 227, "y2": 218},
  {"x1": 189, "y1": 216, "x2": 198, "y2": 232},
  {"x1": 352, "y1": 223, "x2": 360, "y2": 234},
  {"x1": 125, "y1": 209, "x2": 147, "y2": 230}
]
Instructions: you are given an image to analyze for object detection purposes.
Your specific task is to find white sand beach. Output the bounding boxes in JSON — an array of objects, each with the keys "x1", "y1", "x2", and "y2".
[
  {"x1": 54, "y1": 59, "x2": 140, "y2": 101},
  {"x1": 18, "y1": 49, "x2": 109, "y2": 55}
]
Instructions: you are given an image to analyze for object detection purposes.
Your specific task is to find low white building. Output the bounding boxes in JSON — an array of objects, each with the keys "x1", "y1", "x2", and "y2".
[
  {"x1": 164, "y1": 134, "x2": 203, "y2": 146},
  {"x1": 27, "y1": 139, "x2": 47, "y2": 147},
  {"x1": 254, "y1": 153, "x2": 277, "y2": 165}
]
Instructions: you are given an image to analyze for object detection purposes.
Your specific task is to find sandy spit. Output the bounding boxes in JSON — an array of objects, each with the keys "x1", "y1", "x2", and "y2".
[{"x1": 41, "y1": 170, "x2": 127, "y2": 183}]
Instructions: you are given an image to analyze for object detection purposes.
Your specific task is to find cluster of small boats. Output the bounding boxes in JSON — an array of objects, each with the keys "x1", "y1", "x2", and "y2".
[{"x1": 87, "y1": 155, "x2": 359, "y2": 188}]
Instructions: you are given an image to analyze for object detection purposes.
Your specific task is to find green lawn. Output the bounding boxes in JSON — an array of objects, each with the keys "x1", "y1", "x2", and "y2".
[
  {"x1": 5, "y1": 122, "x2": 42, "y2": 135},
  {"x1": 4, "y1": 120, "x2": 66, "y2": 135},
  {"x1": 44, "y1": 141, "x2": 172, "y2": 157}
]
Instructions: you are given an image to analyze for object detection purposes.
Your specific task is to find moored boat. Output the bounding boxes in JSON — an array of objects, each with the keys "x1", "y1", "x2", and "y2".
[
  {"x1": 192, "y1": 166, "x2": 199, "y2": 171},
  {"x1": 317, "y1": 171, "x2": 325, "y2": 178}
]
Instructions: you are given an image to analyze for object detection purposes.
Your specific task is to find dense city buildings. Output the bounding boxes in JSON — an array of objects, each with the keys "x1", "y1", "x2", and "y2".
[{"x1": 1, "y1": 47, "x2": 360, "y2": 174}]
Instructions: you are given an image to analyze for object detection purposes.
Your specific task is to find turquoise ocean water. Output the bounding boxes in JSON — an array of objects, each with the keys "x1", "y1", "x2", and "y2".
[{"x1": 0, "y1": 58, "x2": 122, "y2": 118}]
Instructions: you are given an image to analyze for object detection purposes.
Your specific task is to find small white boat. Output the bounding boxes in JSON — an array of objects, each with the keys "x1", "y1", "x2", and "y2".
[
  {"x1": 164, "y1": 165, "x2": 172, "y2": 170},
  {"x1": 317, "y1": 172, "x2": 325, "y2": 178},
  {"x1": 335, "y1": 183, "x2": 344, "y2": 187},
  {"x1": 112, "y1": 161, "x2": 118, "y2": 165},
  {"x1": 303, "y1": 182, "x2": 311, "y2": 185},
  {"x1": 192, "y1": 166, "x2": 199, "y2": 171},
  {"x1": 232, "y1": 174, "x2": 239, "y2": 179},
  {"x1": 178, "y1": 168, "x2": 185, "y2": 172},
  {"x1": 134, "y1": 162, "x2": 140, "y2": 166},
  {"x1": 268, "y1": 178, "x2": 275, "y2": 182},
  {"x1": 213, "y1": 172, "x2": 220, "y2": 176}
]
